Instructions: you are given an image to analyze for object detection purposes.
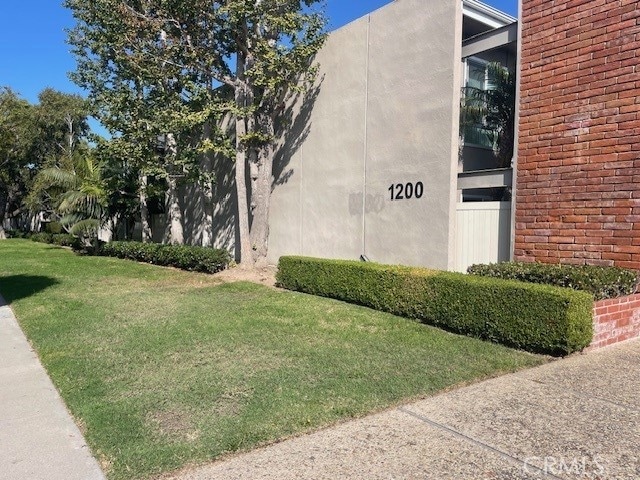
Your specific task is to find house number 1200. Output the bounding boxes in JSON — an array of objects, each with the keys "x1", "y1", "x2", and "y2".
[{"x1": 388, "y1": 182, "x2": 424, "y2": 201}]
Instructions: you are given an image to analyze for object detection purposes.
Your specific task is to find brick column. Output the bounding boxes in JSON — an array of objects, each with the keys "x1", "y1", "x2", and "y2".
[
  {"x1": 589, "y1": 293, "x2": 640, "y2": 350},
  {"x1": 515, "y1": 0, "x2": 640, "y2": 269}
]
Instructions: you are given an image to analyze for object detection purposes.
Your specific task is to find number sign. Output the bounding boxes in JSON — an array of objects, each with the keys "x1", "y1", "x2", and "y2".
[{"x1": 388, "y1": 182, "x2": 424, "y2": 201}]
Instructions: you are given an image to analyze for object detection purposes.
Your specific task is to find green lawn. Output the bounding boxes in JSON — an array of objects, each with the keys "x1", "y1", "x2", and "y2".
[{"x1": 0, "y1": 240, "x2": 546, "y2": 479}]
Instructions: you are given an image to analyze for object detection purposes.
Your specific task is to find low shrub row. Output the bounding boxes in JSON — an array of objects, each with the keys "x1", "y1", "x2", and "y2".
[
  {"x1": 44, "y1": 221, "x2": 63, "y2": 234},
  {"x1": 5, "y1": 229, "x2": 32, "y2": 239},
  {"x1": 30, "y1": 232, "x2": 82, "y2": 249},
  {"x1": 468, "y1": 262, "x2": 638, "y2": 301},
  {"x1": 99, "y1": 241, "x2": 231, "y2": 274},
  {"x1": 276, "y1": 256, "x2": 594, "y2": 356}
]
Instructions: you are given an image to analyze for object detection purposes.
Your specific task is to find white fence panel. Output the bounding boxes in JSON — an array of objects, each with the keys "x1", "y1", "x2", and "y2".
[{"x1": 455, "y1": 201, "x2": 511, "y2": 273}]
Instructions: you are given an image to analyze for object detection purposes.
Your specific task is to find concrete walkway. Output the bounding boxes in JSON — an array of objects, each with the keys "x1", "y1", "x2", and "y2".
[
  {"x1": 0, "y1": 295, "x2": 105, "y2": 480},
  {"x1": 169, "y1": 340, "x2": 640, "y2": 480}
]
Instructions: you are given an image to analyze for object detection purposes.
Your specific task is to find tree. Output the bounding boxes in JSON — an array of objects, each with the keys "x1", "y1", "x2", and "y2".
[
  {"x1": 197, "y1": 1, "x2": 327, "y2": 267},
  {"x1": 33, "y1": 154, "x2": 108, "y2": 238},
  {"x1": 23, "y1": 90, "x2": 94, "y2": 231},
  {"x1": 0, "y1": 88, "x2": 33, "y2": 238},
  {"x1": 0, "y1": 88, "x2": 93, "y2": 237},
  {"x1": 65, "y1": 0, "x2": 327, "y2": 266},
  {"x1": 93, "y1": 138, "x2": 144, "y2": 240},
  {"x1": 66, "y1": 0, "x2": 224, "y2": 244},
  {"x1": 30, "y1": 88, "x2": 89, "y2": 164},
  {"x1": 460, "y1": 62, "x2": 516, "y2": 169}
]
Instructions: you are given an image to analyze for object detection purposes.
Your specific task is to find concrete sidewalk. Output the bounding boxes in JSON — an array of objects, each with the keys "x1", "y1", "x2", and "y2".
[
  {"x1": 0, "y1": 295, "x2": 105, "y2": 480},
  {"x1": 169, "y1": 340, "x2": 640, "y2": 480}
]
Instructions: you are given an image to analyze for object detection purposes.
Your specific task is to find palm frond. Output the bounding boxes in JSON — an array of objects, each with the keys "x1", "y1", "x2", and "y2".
[
  {"x1": 38, "y1": 168, "x2": 79, "y2": 189},
  {"x1": 79, "y1": 183, "x2": 107, "y2": 201},
  {"x1": 69, "y1": 219, "x2": 100, "y2": 236},
  {"x1": 58, "y1": 190, "x2": 88, "y2": 213},
  {"x1": 59, "y1": 213, "x2": 84, "y2": 227}
]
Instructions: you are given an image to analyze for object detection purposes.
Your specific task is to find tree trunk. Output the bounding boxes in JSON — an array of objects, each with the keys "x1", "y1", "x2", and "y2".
[
  {"x1": 202, "y1": 185, "x2": 214, "y2": 247},
  {"x1": 249, "y1": 115, "x2": 274, "y2": 267},
  {"x1": 202, "y1": 122, "x2": 214, "y2": 247},
  {"x1": 139, "y1": 174, "x2": 152, "y2": 242},
  {"x1": 166, "y1": 176, "x2": 184, "y2": 245},
  {"x1": 165, "y1": 133, "x2": 184, "y2": 244},
  {"x1": 234, "y1": 123, "x2": 252, "y2": 267},
  {"x1": 0, "y1": 185, "x2": 10, "y2": 239},
  {"x1": 234, "y1": 57, "x2": 253, "y2": 268}
]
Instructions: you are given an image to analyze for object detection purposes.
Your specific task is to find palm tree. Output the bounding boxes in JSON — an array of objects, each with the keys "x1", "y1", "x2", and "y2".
[
  {"x1": 460, "y1": 62, "x2": 516, "y2": 169},
  {"x1": 32, "y1": 153, "x2": 108, "y2": 239}
]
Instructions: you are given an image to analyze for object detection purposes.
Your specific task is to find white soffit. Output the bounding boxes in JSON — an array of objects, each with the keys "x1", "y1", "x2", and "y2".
[{"x1": 462, "y1": 0, "x2": 517, "y2": 28}]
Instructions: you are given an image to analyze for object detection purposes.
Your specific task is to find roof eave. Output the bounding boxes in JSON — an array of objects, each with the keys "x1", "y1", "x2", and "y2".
[{"x1": 462, "y1": 0, "x2": 517, "y2": 28}]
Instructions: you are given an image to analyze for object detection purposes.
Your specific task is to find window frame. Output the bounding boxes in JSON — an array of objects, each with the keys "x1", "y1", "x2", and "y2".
[{"x1": 462, "y1": 56, "x2": 497, "y2": 151}]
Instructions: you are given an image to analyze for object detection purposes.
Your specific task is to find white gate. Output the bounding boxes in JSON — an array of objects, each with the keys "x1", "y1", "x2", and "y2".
[{"x1": 455, "y1": 201, "x2": 511, "y2": 273}]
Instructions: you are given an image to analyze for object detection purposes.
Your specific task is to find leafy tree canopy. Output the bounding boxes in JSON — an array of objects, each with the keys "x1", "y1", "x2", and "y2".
[
  {"x1": 65, "y1": 0, "x2": 327, "y2": 263},
  {"x1": 0, "y1": 87, "x2": 91, "y2": 236}
]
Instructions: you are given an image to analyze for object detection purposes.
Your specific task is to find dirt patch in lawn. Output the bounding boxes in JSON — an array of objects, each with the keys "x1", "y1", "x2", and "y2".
[
  {"x1": 214, "y1": 265, "x2": 277, "y2": 288},
  {"x1": 148, "y1": 409, "x2": 200, "y2": 443}
]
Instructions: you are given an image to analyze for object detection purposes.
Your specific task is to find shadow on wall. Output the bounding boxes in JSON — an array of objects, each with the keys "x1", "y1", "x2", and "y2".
[
  {"x1": 273, "y1": 73, "x2": 325, "y2": 189},
  {"x1": 212, "y1": 151, "x2": 239, "y2": 257},
  {"x1": 0, "y1": 275, "x2": 59, "y2": 305},
  {"x1": 152, "y1": 72, "x2": 324, "y2": 260},
  {"x1": 159, "y1": 127, "x2": 238, "y2": 255},
  {"x1": 177, "y1": 153, "x2": 238, "y2": 255},
  {"x1": 181, "y1": 181, "x2": 206, "y2": 245}
]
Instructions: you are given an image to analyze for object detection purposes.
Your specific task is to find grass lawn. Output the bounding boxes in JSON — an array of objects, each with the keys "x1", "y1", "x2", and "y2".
[{"x1": 0, "y1": 240, "x2": 546, "y2": 479}]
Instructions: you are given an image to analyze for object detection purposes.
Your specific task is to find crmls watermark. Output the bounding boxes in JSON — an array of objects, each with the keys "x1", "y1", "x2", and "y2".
[{"x1": 523, "y1": 456, "x2": 606, "y2": 476}]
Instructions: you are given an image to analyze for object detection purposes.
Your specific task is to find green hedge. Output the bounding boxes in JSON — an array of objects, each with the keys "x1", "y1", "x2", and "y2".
[
  {"x1": 277, "y1": 256, "x2": 594, "y2": 356},
  {"x1": 30, "y1": 232, "x2": 81, "y2": 249},
  {"x1": 6, "y1": 229, "x2": 32, "y2": 239},
  {"x1": 468, "y1": 262, "x2": 638, "y2": 301},
  {"x1": 44, "y1": 221, "x2": 63, "y2": 234},
  {"x1": 30, "y1": 232, "x2": 52, "y2": 243},
  {"x1": 100, "y1": 241, "x2": 231, "y2": 274}
]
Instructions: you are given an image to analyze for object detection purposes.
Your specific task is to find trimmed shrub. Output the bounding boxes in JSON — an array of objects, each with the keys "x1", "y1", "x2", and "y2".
[
  {"x1": 30, "y1": 232, "x2": 81, "y2": 249},
  {"x1": 99, "y1": 241, "x2": 231, "y2": 274},
  {"x1": 44, "y1": 221, "x2": 63, "y2": 234},
  {"x1": 5, "y1": 229, "x2": 32, "y2": 239},
  {"x1": 100, "y1": 241, "x2": 161, "y2": 263},
  {"x1": 467, "y1": 262, "x2": 638, "y2": 301},
  {"x1": 51, "y1": 233, "x2": 82, "y2": 249},
  {"x1": 277, "y1": 256, "x2": 594, "y2": 356},
  {"x1": 30, "y1": 232, "x2": 54, "y2": 244}
]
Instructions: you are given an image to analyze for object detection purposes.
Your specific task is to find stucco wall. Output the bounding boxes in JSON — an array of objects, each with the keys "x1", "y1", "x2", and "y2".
[
  {"x1": 268, "y1": 0, "x2": 463, "y2": 269},
  {"x1": 148, "y1": 153, "x2": 238, "y2": 256},
  {"x1": 179, "y1": 157, "x2": 237, "y2": 254}
]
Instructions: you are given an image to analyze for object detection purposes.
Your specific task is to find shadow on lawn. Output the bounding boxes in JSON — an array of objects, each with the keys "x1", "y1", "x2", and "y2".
[{"x1": 0, "y1": 275, "x2": 59, "y2": 306}]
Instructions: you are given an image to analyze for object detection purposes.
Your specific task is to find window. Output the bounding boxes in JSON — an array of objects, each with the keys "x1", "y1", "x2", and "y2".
[
  {"x1": 461, "y1": 57, "x2": 499, "y2": 150},
  {"x1": 467, "y1": 59, "x2": 488, "y2": 90},
  {"x1": 462, "y1": 187, "x2": 512, "y2": 203}
]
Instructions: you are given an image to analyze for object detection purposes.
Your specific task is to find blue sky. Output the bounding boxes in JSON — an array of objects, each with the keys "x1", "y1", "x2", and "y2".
[{"x1": 0, "y1": 0, "x2": 517, "y2": 106}]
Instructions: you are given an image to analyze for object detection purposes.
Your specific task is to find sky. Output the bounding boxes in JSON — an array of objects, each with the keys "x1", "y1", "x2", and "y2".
[{"x1": 0, "y1": 1, "x2": 518, "y2": 108}]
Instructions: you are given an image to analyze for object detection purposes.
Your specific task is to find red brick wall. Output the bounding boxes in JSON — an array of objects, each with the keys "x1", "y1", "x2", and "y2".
[
  {"x1": 515, "y1": 0, "x2": 640, "y2": 269},
  {"x1": 588, "y1": 293, "x2": 640, "y2": 350}
]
